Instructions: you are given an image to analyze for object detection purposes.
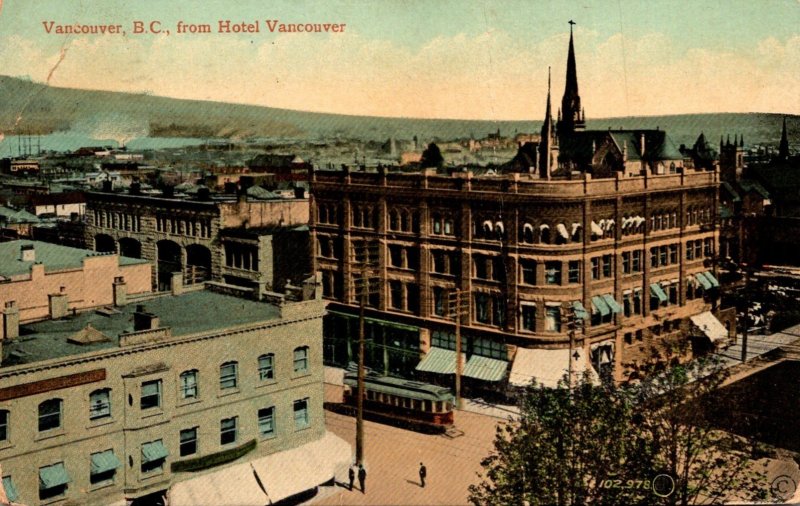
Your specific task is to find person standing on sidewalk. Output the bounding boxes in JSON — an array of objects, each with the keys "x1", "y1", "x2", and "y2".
[
  {"x1": 419, "y1": 462, "x2": 427, "y2": 488},
  {"x1": 348, "y1": 466, "x2": 355, "y2": 491},
  {"x1": 358, "y1": 464, "x2": 367, "y2": 494}
]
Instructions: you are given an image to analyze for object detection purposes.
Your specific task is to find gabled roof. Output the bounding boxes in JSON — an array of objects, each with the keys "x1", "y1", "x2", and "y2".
[
  {"x1": 720, "y1": 181, "x2": 741, "y2": 202},
  {"x1": 0, "y1": 206, "x2": 40, "y2": 224},
  {"x1": 738, "y1": 179, "x2": 770, "y2": 200}
]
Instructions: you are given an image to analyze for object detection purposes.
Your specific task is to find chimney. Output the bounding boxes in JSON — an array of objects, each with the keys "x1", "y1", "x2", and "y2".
[
  {"x1": 48, "y1": 286, "x2": 69, "y2": 319},
  {"x1": 133, "y1": 305, "x2": 160, "y2": 331},
  {"x1": 20, "y1": 244, "x2": 35, "y2": 262},
  {"x1": 3, "y1": 301, "x2": 19, "y2": 340},
  {"x1": 113, "y1": 276, "x2": 127, "y2": 307}
]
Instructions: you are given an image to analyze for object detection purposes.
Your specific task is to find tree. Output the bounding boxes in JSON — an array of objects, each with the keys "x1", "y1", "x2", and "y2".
[
  {"x1": 420, "y1": 142, "x2": 444, "y2": 168},
  {"x1": 469, "y1": 347, "x2": 775, "y2": 506}
]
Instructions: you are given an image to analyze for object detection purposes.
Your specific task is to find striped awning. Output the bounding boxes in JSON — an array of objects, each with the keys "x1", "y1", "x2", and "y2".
[
  {"x1": 91, "y1": 450, "x2": 121, "y2": 474},
  {"x1": 650, "y1": 283, "x2": 668, "y2": 303},
  {"x1": 602, "y1": 294, "x2": 622, "y2": 314},
  {"x1": 572, "y1": 301, "x2": 589, "y2": 321},
  {"x1": 415, "y1": 347, "x2": 465, "y2": 375},
  {"x1": 695, "y1": 272, "x2": 712, "y2": 290},
  {"x1": 691, "y1": 311, "x2": 728, "y2": 343},
  {"x1": 463, "y1": 355, "x2": 508, "y2": 382},
  {"x1": 141, "y1": 440, "x2": 169, "y2": 463},
  {"x1": 591, "y1": 295, "x2": 610, "y2": 316},
  {"x1": 2, "y1": 476, "x2": 18, "y2": 502},
  {"x1": 39, "y1": 462, "x2": 70, "y2": 489},
  {"x1": 703, "y1": 271, "x2": 720, "y2": 288}
]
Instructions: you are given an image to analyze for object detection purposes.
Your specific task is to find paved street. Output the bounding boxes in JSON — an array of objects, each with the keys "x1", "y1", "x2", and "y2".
[{"x1": 311, "y1": 408, "x2": 501, "y2": 506}]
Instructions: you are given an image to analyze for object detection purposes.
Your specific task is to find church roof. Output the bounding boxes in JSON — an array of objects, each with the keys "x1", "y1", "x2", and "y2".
[{"x1": 560, "y1": 129, "x2": 683, "y2": 166}]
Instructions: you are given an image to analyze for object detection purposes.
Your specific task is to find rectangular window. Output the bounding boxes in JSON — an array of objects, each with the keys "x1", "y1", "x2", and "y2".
[
  {"x1": 650, "y1": 247, "x2": 659, "y2": 268},
  {"x1": 669, "y1": 244, "x2": 678, "y2": 264},
  {"x1": 38, "y1": 399, "x2": 63, "y2": 432},
  {"x1": 545, "y1": 261, "x2": 561, "y2": 285},
  {"x1": 632, "y1": 250, "x2": 642, "y2": 272},
  {"x1": 390, "y1": 280, "x2": 403, "y2": 309},
  {"x1": 433, "y1": 287, "x2": 446, "y2": 317},
  {"x1": 624, "y1": 332, "x2": 633, "y2": 345},
  {"x1": 622, "y1": 252, "x2": 631, "y2": 274},
  {"x1": 474, "y1": 256, "x2": 488, "y2": 279},
  {"x1": 293, "y1": 347, "x2": 309, "y2": 374},
  {"x1": 0, "y1": 411, "x2": 7, "y2": 442},
  {"x1": 293, "y1": 398, "x2": 310, "y2": 430},
  {"x1": 432, "y1": 251, "x2": 446, "y2": 273},
  {"x1": 568, "y1": 261, "x2": 580, "y2": 283},
  {"x1": 180, "y1": 370, "x2": 198, "y2": 399},
  {"x1": 180, "y1": 427, "x2": 198, "y2": 456},
  {"x1": 89, "y1": 390, "x2": 111, "y2": 419},
  {"x1": 258, "y1": 407, "x2": 276, "y2": 437},
  {"x1": 220, "y1": 362, "x2": 238, "y2": 390},
  {"x1": 591, "y1": 257, "x2": 600, "y2": 280},
  {"x1": 220, "y1": 417, "x2": 238, "y2": 445},
  {"x1": 520, "y1": 259, "x2": 536, "y2": 285},
  {"x1": 623, "y1": 292, "x2": 632, "y2": 317},
  {"x1": 633, "y1": 289, "x2": 642, "y2": 315},
  {"x1": 521, "y1": 304, "x2": 536, "y2": 331},
  {"x1": 140, "y1": 380, "x2": 162, "y2": 410},
  {"x1": 39, "y1": 463, "x2": 69, "y2": 500},
  {"x1": 694, "y1": 240, "x2": 702, "y2": 259},
  {"x1": 545, "y1": 305, "x2": 561, "y2": 332},
  {"x1": 492, "y1": 257, "x2": 506, "y2": 282},
  {"x1": 686, "y1": 242, "x2": 695, "y2": 260},
  {"x1": 602, "y1": 255, "x2": 612, "y2": 278},
  {"x1": 258, "y1": 355, "x2": 275, "y2": 381},
  {"x1": 659, "y1": 246, "x2": 668, "y2": 266},
  {"x1": 475, "y1": 293, "x2": 490, "y2": 323},
  {"x1": 492, "y1": 295, "x2": 506, "y2": 327},
  {"x1": 669, "y1": 284, "x2": 678, "y2": 305},
  {"x1": 389, "y1": 245, "x2": 403, "y2": 267},
  {"x1": 704, "y1": 237, "x2": 713, "y2": 257}
]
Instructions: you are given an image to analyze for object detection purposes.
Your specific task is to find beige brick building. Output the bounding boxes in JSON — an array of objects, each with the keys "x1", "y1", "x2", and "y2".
[{"x1": 0, "y1": 283, "x2": 349, "y2": 506}]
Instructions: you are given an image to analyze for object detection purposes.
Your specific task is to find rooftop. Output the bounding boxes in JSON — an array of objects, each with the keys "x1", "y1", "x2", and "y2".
[
  {"x1": 0, "y1": 240, "x2": 146, "y2": 278},
  {"x1": 5, "y1": 290, "x2": 282, "y2": 368}
]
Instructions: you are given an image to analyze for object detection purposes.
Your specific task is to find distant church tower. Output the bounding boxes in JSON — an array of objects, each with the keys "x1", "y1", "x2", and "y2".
[
  {"x1": 556, "y1": 20, "x2": 586, "y2": 145},
  {"x1": 539, "y1": 68, "x2": 559, "y2": 179},
  {"x1": 778, "y1": 116, "x2": 790, "y2": 160},
  {"x1": 719, "y1": 134, "x2": 745, "y2": 183}
]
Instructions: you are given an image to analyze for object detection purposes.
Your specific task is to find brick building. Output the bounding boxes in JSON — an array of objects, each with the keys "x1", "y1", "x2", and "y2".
[
  {"x1": 311, "y1": 26, "x2": 733, "y2": 392},
  {"x1": 84, "y1": 185, "x2": 310, "y2": 296}
]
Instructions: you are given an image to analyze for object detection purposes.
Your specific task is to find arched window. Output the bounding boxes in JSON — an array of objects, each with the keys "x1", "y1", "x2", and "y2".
[
  {"x1": 522, "y1": 223, "x2": 534, "y2": 244},
  {"x1": 444, "y1": 218, "x2": 454, "y2": 236},
  {"x1": 389, "y1": 209, "x2": 400, "y2": 231},
  {"x1": 539, "y1": 224, "x2": 551, "y2": 244},
  {"x1": 179, "y1": 370, "x2": 198, "y2": 399},
  {"x1": 89, "y1": 389, "x2": 111, "y2": 419},
  {"x1": 571, "y1": 223, "x2": 583, "y2": 242},
  {"x1": 38, "y1": 399, "x2": 63, "y2": 432},
  {"x1": 494, "y1": 221, "x2": 505, "y2": 240},
  {"x1": 401, "y1": 210, "x2": 410, "y2": 231},
  {"x1": 482, "y1": 220, "x2": 493, "y2": 238},
  {"x1": 293, "y1": 346, "x2": 309, "y2": 374},
  {"x1": 432, "y1": 213, "x2": 442, "y2": 234}
]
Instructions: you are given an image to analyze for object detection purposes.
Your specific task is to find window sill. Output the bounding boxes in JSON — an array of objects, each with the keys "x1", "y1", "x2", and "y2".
[
  {"x1": 40, "y1": 495, "x2": 67, "y2": 505},
  {"x1": 294, "y1": 424, "x2": 311, "y2": 433},
  {"x1": 292, "y1": 372, "x2": 312, "y2": 381},
  {"x1": 177, "y1": 398, "x2": 202, "y2": 408},
  {"x1": 89, "y1": 480, "x2": 115, "y2": 492},
  {"x1": 141, "y1": 468, "x2": 165, "y2": 481},
  {"x1": 87, "y1": 417, "x2": 115, "y2": 429},
  {"x1": 260, "y1": 433, "x2": 277, "y2": 441},
  {"x1": 35, "y1": 428, "x2": 65, "y2": 442},
  {"x1": 141, "y1": 409, "x2": 165, "y2": 420},
  {"x1": 255, "y1": 380, "x2": 278, "y2": 389},
  {"x1": 218, "y1": 388, "x2": 241, "y2": 398}
]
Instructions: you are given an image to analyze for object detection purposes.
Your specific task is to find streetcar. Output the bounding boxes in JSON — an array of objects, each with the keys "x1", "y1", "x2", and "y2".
[{"x1": 340, "y1": 370, "x2": 455, "y2": 432}]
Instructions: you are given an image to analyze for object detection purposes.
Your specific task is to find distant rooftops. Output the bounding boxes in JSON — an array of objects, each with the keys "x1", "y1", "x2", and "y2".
[
  {"x1": 0, "y1": 240, "x2": 145, "y2": 278},
  {"x1": 5, "y1": 290, "x2": 282, "y2": 368}
]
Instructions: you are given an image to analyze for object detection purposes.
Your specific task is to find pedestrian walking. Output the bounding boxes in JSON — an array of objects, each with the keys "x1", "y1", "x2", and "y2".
[
  {"x1": 348, "y1": 466, "x2": 355, "y2": 491},
  {"x1": 358, "y1": 464, "x2": 367, "y2": 493},
  {"x1": 419, "y1": 462, "x2": 427, "y2": 488}
]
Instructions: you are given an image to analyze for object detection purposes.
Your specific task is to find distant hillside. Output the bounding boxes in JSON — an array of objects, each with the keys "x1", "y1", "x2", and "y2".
[{"x1": 0, "y1": 76, "x2": 796, "y2": 147}]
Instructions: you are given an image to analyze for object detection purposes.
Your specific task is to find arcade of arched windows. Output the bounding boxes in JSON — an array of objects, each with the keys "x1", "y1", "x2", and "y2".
[
  {"x1": 686, "y1": 205, "x2": 713, "y2": 226},
  {"x1": 317, "y1": 203, "x2": 340, "y2": 226},
  {"x1": 352, "y1": 204, "x2": 377, "y2": 230},
  {"x1": 389, "y1": 207, "x2": 420, "y2": 234}
]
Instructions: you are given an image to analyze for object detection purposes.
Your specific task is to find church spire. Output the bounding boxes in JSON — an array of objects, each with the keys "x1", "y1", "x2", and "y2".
[
  {"x1": 779, "y1": 116, "x2": 790, "y2": 160},
  {"x1": 539, "y1": 67, "x2": 557, "y2": 179},
  {"x1": 557, "y1": 20, "x2": 585, "y2": 143}
]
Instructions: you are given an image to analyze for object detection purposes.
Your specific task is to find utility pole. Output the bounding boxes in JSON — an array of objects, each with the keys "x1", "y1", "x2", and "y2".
[
  {"x1": 562, "y1": 303, "x2": 585, "y2": 390},
  {"x1": 447, "y1": 289, "x2": 469, "y2": 409},
  {"x1": 354, "y1": 243, "x2": 379, "y2": 466}
]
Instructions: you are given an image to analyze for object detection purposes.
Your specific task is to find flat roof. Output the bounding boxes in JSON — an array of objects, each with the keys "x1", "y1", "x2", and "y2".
[
  {"x1": 0, "y1": 240, "x2": 147, "y2": 277},
  {"x1": 5, "y1": 291, "x2": 282, "y2": 368}
]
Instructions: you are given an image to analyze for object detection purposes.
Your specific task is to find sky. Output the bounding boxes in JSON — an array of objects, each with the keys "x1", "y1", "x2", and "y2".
[{"x1": 0, "y1": 0, "x2": 799, "y2": 120}]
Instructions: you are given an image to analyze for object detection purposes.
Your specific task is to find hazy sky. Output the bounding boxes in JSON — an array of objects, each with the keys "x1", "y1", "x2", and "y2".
[{"x1": 1, "y1": 0, "x2": 799, "y2": 120}]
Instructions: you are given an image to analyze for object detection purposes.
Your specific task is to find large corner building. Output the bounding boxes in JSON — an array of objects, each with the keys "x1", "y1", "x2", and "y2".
[{"x1": 311, "y1": 25, "x2": 734, "y2": 392}]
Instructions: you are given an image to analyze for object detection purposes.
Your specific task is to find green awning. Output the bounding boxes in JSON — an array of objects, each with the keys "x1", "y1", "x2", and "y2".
[
  {"x1": 695, "y1": 272, "x2": 712, "y2": 290},
  {"x1": 572, "y1": 301, "x2": 589, "y2": 321},
  {"x1": 463, "y1": 355, "x2": 508, "y2": 382},
  {"x1": 2, "y1": 476, "x2": 18, "y2": 502},
  {"x1": 39, "y1": 463, "x2": 70, "y2": 489},
  {"x1": 591, "y1": 295, "x2": 610, "y2": 316},
  {"x1": 704, "y1": 271, "x2": 720, "y2": 288},
  {"x1": 602, "y1": 294, "x2": 622, "y2": 314},
  {"x1": 415, "y1": 347, "x2": 464, "y2": 374},
  {"x1": 650, "y1": 283, "x2": 668, "y2": 303},
  {"x1": 141, "y1": 440, "x2": 169, "y2": 463},
  {"x1": 91, "y1": 450, "x2": 121, "y2": 474}
]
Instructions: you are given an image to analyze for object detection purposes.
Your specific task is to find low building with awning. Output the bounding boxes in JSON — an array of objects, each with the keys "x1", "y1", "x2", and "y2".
[
  {"x1": 168, "y1": 432, "x2": 351, "y2": 506},
  {"x1": 415, "y1": 347, "x2": 466, "y2": 375},
  {"x1": 509, "y1": 347, "x2": 599, "y2": 388},
  {"x1": 690, "y1": 311, "x2": 729, "y2": 345}
]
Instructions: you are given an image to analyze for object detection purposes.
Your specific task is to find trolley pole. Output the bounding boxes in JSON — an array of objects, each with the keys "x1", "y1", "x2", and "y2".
[
  {"x1": 448, "y1": 290, "x2": 469, "y2": 409},
  {"x1": 354, "y1": 244, "x2": 379, "y2": 466}
]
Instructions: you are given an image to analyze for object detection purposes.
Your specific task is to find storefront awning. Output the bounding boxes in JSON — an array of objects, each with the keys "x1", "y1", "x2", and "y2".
[
  {"x1": 690, "y1": 311, "x2": 728, "y2": 343},
  {"x1": 590, "y1": 221, "x2": 604, "y2": 236},
  {"x1": 2, "y1": 476, "x2": 18, "y2": 503},
  {"x1": 556, "y1": 223, "x2": 570, "y2": 240},
  {"x1": 39, "y1": 462, "x2": 70, "y2": 489},
  {"x1": 463, "y1": 355, "x2": 508, "y2": 382},
  {"x1": 602, "y1": 294, "x2": 622, "y2": 314},
  {"x1": 141, "y1": 440, "x2": 169, "y2": 464},
  {"x1": 704, "y1": 271, "x2": 720, "y2": 288},
  {"x1": 650, "y1": 283, "x2": 668, "y2": 303},
  {"x1": 415, "y1": 347, "x2": 465, "y2": 375},
  {"x1": 572, "y1": 301, "x2": 589, "y2": 321},
  {"x1": 695, "y1": 272, "x2": 713, "y2": 290},
  {"x1": 509, "y1": 348, "x2": 599, "y2": 388},
  {"x1": 169, "y1": 432, "x2": 351, "y2": 506},
  {"x1": 591, "y1": 295, "x2": 610, "y2": 316},
  {"x1": 91, "y1": 450, "x2": 121, "y2": 474}
]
